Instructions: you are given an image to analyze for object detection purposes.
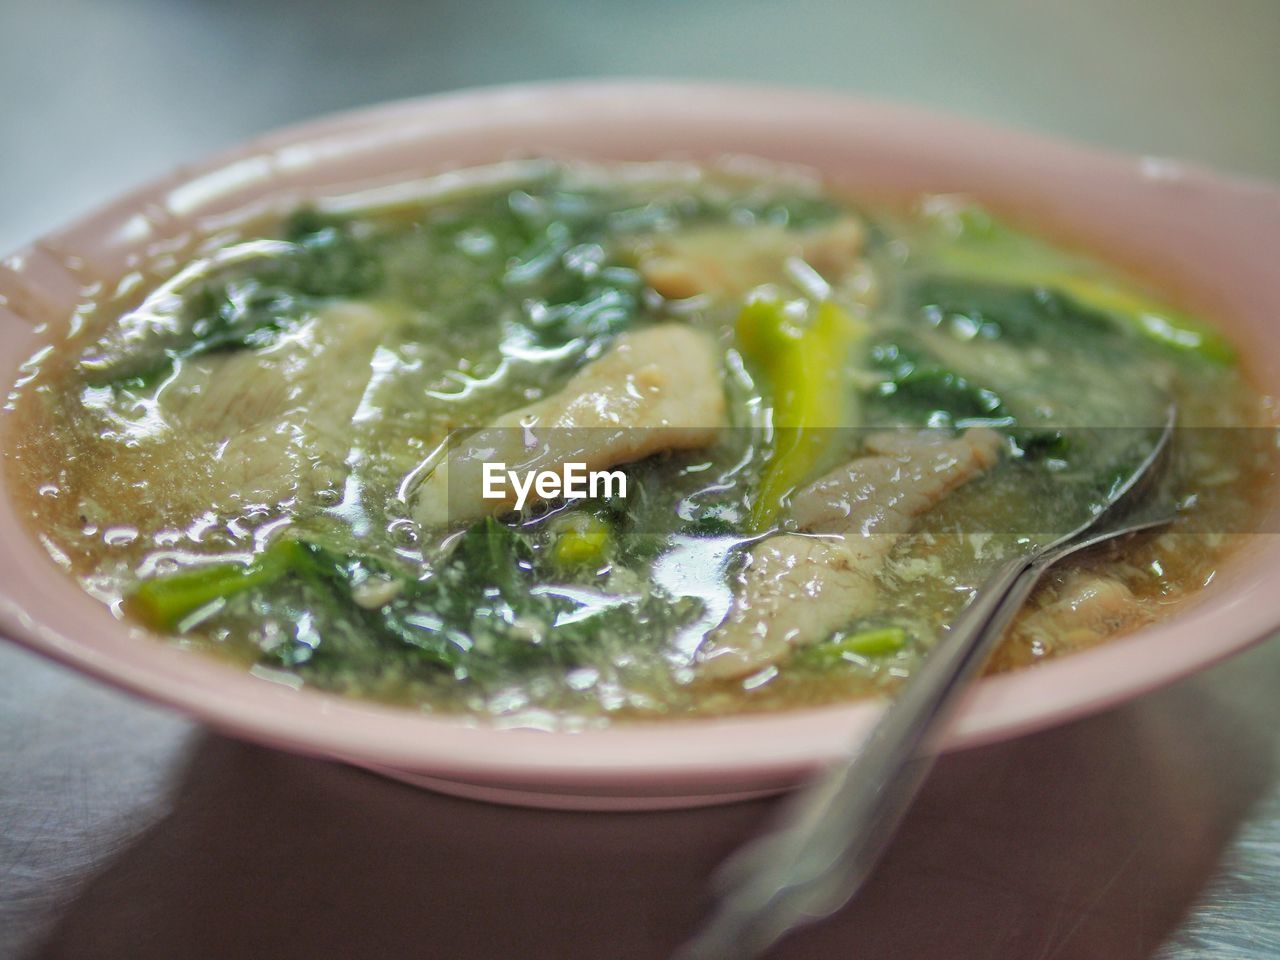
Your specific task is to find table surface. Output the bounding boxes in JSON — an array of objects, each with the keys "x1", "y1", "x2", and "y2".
[
  {"x1": 5, "y1": 634, "x2": 1280, "y2": 960},
  {"x1": 5, "y1": 1, "x2": 1280, "y2": 957}
]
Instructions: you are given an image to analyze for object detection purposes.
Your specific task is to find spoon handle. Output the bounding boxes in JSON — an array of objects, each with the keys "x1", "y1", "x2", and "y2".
[
  {"x1": 679, "y1": 413, "x2": 1179, "y2": 959},
  {"x1": 681, "y1": 505, "x2": 1177, "y2": 959},
  {"x1": 676, "y1": 552, "x2": 1043, "y2": 959}
]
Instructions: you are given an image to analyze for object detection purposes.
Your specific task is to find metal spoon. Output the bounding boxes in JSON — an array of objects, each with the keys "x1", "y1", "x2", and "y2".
[{"x1": 677, "y1": 409, "x2": 1178, "y2": 959}]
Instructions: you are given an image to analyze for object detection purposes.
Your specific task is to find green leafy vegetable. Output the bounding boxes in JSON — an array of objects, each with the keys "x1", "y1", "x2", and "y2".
[
  {"x1": 870, "y1": 338, "x2": 1008, "y2": 425},
  {"x1": 907, "y1": 276, "x2": 1115, "y2": 345},
  {"x1": 127, "y1": 516, "x2": 696, "y2": 685},
  {"x1": 280, "y1": 209, "x2": 385, "y2": 296},
  {"x1": 92, "y1": 210, "x2": 384, "y2": 388},
  {"x1": 919, "y1": 199, "x2": 1235, "y2": 364},
  {"x1": 680, "y1": 514, "x2": 740, "y2": 538},
  {"x1": 871, "y1": 275, "x2": 1163, "y2": 456}
]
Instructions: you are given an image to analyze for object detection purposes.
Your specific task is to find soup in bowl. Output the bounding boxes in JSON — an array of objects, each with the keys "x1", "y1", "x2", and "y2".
[{"x1": 2, "y1": 83, "x2": 1278, "y2": 807}]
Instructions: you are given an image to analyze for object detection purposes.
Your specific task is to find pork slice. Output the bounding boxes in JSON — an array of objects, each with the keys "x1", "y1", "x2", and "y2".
[
  {"x1": 635, "y1": 218, "x2": 865, "y2": 300},
  {"x1": 696, "y1": 428, "x2": 1001, "y2": 679},
  {"x1": 413, "y1": 323, "x2": 727, "y2": 528},
  {"x1": 154, "y1": 300, "x2": 392, "y2": 513},
  {"x1": 1010, "y1": 573, "x2": 1150, "y2": 654}
]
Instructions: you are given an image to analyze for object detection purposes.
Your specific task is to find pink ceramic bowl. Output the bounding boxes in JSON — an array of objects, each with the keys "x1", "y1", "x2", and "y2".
[{"x1": 3, "y1": 82, "x2": 1279, "y2": 810}]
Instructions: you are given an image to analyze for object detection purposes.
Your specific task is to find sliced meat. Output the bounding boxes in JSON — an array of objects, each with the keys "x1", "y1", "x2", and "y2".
[
  {"x1": 413, "y1": 324, "x2": 727, "y2": 528},
  {"x1": 696, "y1": 428, "x2": 1001, "y2": 680},
  {"x1": 634, "y1": 218, "x2": 865, "y2": 300},
  {"x1": 153, "y1": 300, "x2": 394, "y2": 513},
  {"x1": 1005, "y1": 573, "x2": 1151, "y2": 659}
]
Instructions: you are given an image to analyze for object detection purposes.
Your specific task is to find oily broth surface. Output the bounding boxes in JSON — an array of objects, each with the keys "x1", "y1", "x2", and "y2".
[{"x1": 6, "y1": 160, "x2": 1275, "y2": 726}]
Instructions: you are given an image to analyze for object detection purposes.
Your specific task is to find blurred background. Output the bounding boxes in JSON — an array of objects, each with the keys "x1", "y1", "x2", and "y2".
[
  {"x1": 3, "y1": 2, "x2": 1280, "y2": 959},
  {"x1": 3, "y1": 0, "x2": 1279, "y2": 253}
]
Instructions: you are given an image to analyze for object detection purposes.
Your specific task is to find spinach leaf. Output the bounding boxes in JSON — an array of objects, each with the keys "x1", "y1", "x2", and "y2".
[
  {"x1": 94, "y1": 210, "x2": 384, "y2": 388},
  {"x1": 129, "y1": 516, "x2": 695, "y2": 690},
  {"x1": 280, "y1": 209, "x2": 384, "y2": 297},
  {"x1": 906, "y1": 275, "x2": 1115, "y2": 346},
  {"x1": 868, "y1": 337, "x2": 1008, "y2": 426}
]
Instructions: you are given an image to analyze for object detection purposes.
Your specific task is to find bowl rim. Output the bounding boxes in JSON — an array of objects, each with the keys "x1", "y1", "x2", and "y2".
[{"x1": 3, "y1": 79, "x2": 1280, "y2": 796}]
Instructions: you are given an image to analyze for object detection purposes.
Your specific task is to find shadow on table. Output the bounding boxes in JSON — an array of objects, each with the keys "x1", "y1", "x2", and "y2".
[{"x1": 28, "y1": 648, "x2": 1280, "y2": 960}]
